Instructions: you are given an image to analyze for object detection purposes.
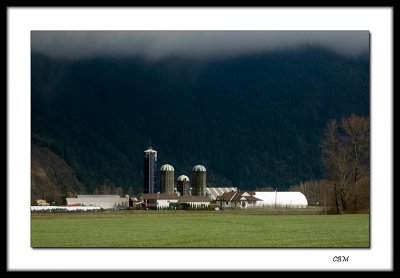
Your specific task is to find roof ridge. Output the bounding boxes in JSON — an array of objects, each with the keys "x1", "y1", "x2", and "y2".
[{"x1": 229, "y1": 191, "x2": 238, "y2": 202}]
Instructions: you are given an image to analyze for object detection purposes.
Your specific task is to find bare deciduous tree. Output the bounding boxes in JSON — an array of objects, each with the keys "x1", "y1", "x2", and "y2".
[
  {"x1": 320, "y1": 120, "x2": 341, "y2": 213},
  {"x1": 341, "y1": 114, "x2": 369, "y2": 211},
  {"x1": 320, "y1": 115, "x2": 370, "y2": 213}
]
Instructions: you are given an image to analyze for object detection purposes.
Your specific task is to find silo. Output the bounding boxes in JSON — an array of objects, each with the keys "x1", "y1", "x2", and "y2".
[
  {"x1": 177, "y1": 175, "x2": 191, "y2": 196},
  {"x1": 143, "y1": 147, "x2": 157, "y2": 193},
  {"x1": 192, "y1": 165, "x2": 206, "y2": 196},
  {"x1": 160, "y1": 164, "x2": 175, "y2": 195}
]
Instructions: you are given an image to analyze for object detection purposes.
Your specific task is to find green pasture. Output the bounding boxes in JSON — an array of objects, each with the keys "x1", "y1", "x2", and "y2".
[{"x1": 31, "y1": 211, "x2": 369, "y2": 247}]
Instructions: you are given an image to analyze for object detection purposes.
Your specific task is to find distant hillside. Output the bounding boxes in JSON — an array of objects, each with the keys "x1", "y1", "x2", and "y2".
[
  {"x1": 31, "y1": 144, "x2": 84, "y2": 204},
  {"x1": 31, "y1": 48, "x2": 369, "y2": 194}
]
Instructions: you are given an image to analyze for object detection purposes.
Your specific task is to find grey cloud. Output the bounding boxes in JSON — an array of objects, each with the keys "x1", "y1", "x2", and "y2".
[{"x1": 31, "y1": 31, "x2": 369, "y2": 60}]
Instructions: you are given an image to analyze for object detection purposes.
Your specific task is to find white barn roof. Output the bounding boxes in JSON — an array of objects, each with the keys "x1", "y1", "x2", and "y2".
[
  {"x1": 206, "y1": 187, "x2": 237, "y2": 201},
  {"x1": 254, "y1": 192, "x2": 308, "y2": 207}
]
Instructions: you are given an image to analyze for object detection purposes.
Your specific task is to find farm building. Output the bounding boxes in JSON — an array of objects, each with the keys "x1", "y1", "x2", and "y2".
[
  {"x1": 179, "y1": 196, "x2": 211, "y2": 208},
  {"x1": 254, "y1": 191, "x2": 308, "y2": 208},
  {"x1": 34, "y1": 199, "x2": 50, "y2": 206},
  {"x1": 216, "y1": 191, "x2": 308, "y2": 209},
  {"x1": 206, "y1": 187, "x2": 237, "y2": 201},
  {"x1": 217, "y1": 191, "x2": 262, "y2": 209},
  {"x1": 66, "y1": 195, "x2": 129, "y2": 210},
  {"x1": 138, "y1": 193, "x2": 180, "y2": 209},
  {"x1": 136, "y1": 194, "x2": 211, "y2": 210}
]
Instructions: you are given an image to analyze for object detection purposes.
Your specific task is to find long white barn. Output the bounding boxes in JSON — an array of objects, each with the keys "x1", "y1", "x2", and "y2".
[
  {"x1": 254, "y1": 192, "x2": 308, "y2": 208},
  {"x1": 66, "y1": 195, "x2": 129, "y2": 210}
]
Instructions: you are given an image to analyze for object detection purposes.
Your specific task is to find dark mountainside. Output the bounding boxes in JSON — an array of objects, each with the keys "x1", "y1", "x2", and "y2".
[
  {"x1": 31, "y1": 144, "x2": 85, "y2": 202},
  {"x1": 31, "y1": 48, "x2": 369, "y2": 200}
]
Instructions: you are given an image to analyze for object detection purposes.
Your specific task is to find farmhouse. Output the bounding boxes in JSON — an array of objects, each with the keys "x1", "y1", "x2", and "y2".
[{"x1": 217, "y1": 191, "x2": 262, "y2": 209}]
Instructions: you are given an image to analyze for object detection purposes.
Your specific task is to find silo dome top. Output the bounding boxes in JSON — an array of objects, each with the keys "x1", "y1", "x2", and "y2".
[
  {"x1": 160, "y1": 164, "x2": 174, "y2": 171},
  {"x1": 192, "y1": 165, "x2": 206, "y2": 172},
  {"x1": 144, "y1": 147, "x2": 157, "y2": 153},
  {"x1": 177, "y1": 175, "x2": 190, "y2": 181}
]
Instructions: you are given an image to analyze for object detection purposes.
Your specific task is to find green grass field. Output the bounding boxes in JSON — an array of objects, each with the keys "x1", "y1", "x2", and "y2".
[{"x1": 31, "y1": 211, "x2": 369, "y2": 247}]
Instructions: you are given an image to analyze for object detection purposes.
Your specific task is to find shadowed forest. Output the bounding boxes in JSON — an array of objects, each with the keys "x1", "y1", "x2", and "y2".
[{"x1": 31, "y1": 47, "x2": 369, "y2": 212}]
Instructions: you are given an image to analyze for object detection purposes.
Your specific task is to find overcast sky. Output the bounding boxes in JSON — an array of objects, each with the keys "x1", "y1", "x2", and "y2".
[{"x1": 31, "y1": 31, "x2": 369, "y2": 60}]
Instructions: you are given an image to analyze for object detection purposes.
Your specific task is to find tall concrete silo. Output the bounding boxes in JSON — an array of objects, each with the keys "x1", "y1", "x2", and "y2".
[
  {"x1": 143, "y1": 147, "x2": 157, "y2": 193},
  {"x1": 177, "y1": 175, "x2": 191, "y2": 196},
  {"x1": 160, "y1": 164, "x2": 175, "y2": 195},
  {"x1": 192, "y1": 165, "x2": 206, "y2": 196}
]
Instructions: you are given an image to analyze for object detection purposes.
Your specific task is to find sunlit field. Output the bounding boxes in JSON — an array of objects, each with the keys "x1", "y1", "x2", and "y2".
[{"x1": 31, "y1": 210, "x2": 369, "y2": 247}]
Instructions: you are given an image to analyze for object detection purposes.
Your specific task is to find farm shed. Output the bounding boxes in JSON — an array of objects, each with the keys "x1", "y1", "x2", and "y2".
[{"x1": 254, "y1": 192, "x2": 308, "y2": 208}]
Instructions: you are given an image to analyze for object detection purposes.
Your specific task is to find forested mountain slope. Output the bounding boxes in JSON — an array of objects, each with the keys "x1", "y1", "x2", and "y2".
[{"x1": 31, "y1": 48, "x2": 369, "y2": 196}]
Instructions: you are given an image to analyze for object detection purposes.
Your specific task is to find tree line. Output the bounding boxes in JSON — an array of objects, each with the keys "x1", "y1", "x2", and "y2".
[{"x1": 289, "y1": 114, "x2": 370, "y2": 213}]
